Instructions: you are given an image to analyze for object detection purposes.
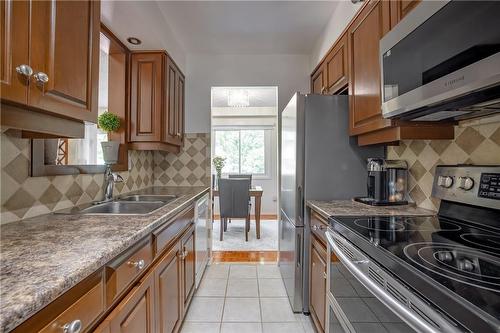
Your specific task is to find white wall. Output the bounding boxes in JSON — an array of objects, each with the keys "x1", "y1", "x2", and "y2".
[
  {"x1": 185, "y1": 54, "x2": 310, "y2": 133},
  {"x1": 184, "y1": 53, "x2": 309, "y2": 216},
  {"x1": 309, "y1": 0, "x2": 363, "y2": 71}
]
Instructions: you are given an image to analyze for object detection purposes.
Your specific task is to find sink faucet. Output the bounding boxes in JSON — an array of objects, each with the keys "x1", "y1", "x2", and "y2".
[{"x1": 102, "y1": 164, "x2": 124, "y2": 202}]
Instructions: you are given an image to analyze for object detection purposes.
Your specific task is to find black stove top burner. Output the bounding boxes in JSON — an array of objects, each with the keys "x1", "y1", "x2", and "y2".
[
  {"x1": 404, "y1": 242, "x2": 500, "y2": 292},
  {"x1": 353, "y1": 216, "x2": 462, "y2": 232},
  {"x1": 460, "y1": 233, "x2": 500, "y2": 251}
]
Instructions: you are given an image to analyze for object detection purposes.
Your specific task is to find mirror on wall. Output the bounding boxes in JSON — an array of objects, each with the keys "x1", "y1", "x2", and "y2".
[{"x1": 32, "y1": 28, "x2": 128, "y2": 176}]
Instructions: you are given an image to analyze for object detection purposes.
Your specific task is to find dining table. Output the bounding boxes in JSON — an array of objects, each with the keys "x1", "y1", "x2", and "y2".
[{"x1": 212, "y1": 186, "x2": 264, "y2": 239}]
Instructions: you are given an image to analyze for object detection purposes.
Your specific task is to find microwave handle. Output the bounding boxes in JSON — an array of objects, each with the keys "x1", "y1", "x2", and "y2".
[{"x1": 330, "y1": 233, "x2": 459, "y2": 333}]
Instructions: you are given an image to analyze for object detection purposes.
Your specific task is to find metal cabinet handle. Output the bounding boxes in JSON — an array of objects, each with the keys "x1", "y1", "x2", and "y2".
[
  {"x1": 33, "y1": 72, "x2": 49, "y2": 84},
  {"x1": 176, "y1": 132, "x2": 181, "y2": 137},
  {"x1": 16, "y1": 64, "x2": 33, "y2": 77},
  {"x1": 320, "y1": 86, "x2": 326, "y2": 94},
  {"x1": 127, "y1": 259, "x2": 145, "y2": 270},
  {"x1": 311, "y1": 225, "x2": 326, "y2": 231},
  {"x1": 323, "y1": 272, "x2": 327, "y2": 280},
  {"x1": 63, "y1": 319, "x2": 82, "y2": 333}
]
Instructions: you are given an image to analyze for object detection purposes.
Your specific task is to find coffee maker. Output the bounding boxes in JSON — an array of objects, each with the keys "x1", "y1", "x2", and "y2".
[{"x1": 355, "y1": 158, "x2": 408, "y2": 206}]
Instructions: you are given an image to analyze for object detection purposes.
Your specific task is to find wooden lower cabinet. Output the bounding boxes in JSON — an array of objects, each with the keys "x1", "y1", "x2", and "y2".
[
  {"x1": 155, "y1": 243, "x2": 182, "y2": 333},
  {"x1": 310, "y1": 236, "x2": 327, "y2": 332},
  {"x1": 106, "y1": 271, "x2": 156, "y2": 333},
  {"x1": 309, "y1": 211, "x2": 329, "y2": 333},
  {"x1": 181, "y1": 228, "x2": 195, "y2": 312}
]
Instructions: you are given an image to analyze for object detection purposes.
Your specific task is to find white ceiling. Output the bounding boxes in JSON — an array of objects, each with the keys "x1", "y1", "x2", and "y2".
[{"x1": 102, "y1": 1, "x2": 338, "y2": 55}]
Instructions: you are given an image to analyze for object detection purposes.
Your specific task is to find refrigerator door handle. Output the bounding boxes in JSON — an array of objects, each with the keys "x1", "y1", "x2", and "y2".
[
  {"x1": 296, "y1": 233, "x2": 301, "y2": 268},
  {"x1": 297, "y1": 185, "x2": 304, "y2": 223}
]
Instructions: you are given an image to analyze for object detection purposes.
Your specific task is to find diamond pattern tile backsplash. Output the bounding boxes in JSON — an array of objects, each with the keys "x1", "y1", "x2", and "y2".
[
  {"x1": 1, "y1": 132, "x2": 211, "y2": 224},
  {"x1": 1, "y1": 131, "x2": 154, "y2": 224},
  {"x1": 154, "y1": 133, "x2": 211, "y2": 187},
  {"x1": 387, "y1": 121, "x2": 500, "y2": 212}
]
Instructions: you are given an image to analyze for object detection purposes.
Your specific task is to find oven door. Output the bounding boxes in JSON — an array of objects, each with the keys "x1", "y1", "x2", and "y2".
[{"x1": 325, "y1": 229, "x2": 459, "y2": 333}]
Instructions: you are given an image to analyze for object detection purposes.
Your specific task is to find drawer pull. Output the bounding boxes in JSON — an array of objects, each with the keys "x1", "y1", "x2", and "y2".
[
  {"x1": 63, "y1": 319, "x2": 82, "y2": 333},
  {"x1": 127, "y1": 259, "x2": 145, "y2": 270},
  {"x1": 16, "y1": 64, "x2": 33, "y2": 77}
]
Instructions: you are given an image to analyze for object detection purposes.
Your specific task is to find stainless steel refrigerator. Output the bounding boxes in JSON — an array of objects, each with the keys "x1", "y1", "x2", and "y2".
[{"x1": 278, "y1": 93, "x2": 384, "y2": 313}]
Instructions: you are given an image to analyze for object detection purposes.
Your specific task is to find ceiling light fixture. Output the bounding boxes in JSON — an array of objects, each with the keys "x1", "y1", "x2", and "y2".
[
  {"x1": 228, "y1": 89, "x2": 250, "y2": 107},
  {"x1": 126, "y1": 37, "x2": 142, "y2": 45}
]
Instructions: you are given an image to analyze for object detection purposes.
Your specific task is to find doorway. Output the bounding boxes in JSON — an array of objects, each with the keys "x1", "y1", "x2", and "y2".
[{"x1": 210, "y1": 86, "x2": 279, "y2": 262}]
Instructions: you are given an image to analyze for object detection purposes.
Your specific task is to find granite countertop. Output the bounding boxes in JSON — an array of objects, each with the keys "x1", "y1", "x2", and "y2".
[
  {"x1": 307, "y1": 199, "x2": 435, "y2": 220},
  {"x1": 0, "y1": 186, "x2": 209, "y2": 333}
]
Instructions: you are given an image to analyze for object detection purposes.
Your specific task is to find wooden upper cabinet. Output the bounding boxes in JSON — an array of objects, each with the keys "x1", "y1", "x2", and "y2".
[
  {"x1": 1, "y1": 0, "x2": 100, "y2": 134},
  {"x1": 107, "y1": 272, "x2": 156, "y2": 333},
  {"x1": 311, "y1": 65, "x2": 325, "y2": 94},
  {"x1": 390, "y1": 0, "x2": 422, "y2": 27},
  {"x1": 1, "y1": 0, "x2": 30, "y2": 104},
  {"x1": 176, "y1": 73, "x2": 185, "y2": 143},
  {"x1": 348, "y1": 0, "x2": 392, "y2": 136},
  {"x1": 129, "y1": 52, "x2": 184, "y2": 152},
  {"x1": 130, "y1": 52, "x2": 163, "y2": 142},
  {"x1": 325, "y1": 33, "x2": 348, "y2": 94},
  {"x1": 28, "y1": 0, "x2": 99, "y2": 122}
]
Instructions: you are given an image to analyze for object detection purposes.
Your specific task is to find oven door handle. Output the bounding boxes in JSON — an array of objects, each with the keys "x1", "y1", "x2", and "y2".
[{"x1": 327, "y1": 231, "x2": 458, "y2": 333}]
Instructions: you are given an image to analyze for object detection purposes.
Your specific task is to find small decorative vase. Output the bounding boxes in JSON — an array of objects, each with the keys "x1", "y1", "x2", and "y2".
[{"x1": 101, "y1": 141, "x2": 120, "y2": 165}]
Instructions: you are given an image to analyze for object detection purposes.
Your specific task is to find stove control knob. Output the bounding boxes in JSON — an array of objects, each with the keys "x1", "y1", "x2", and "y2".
[
  {"x1": 437, "y1": 251, "x2": 453, "y2": 263},
  {"x1": 458, "y1": 177, "x2": 474, "y2": 191},
  {"x1": 458, "y1": 259, "x2": 475, "y2": 272},
  {"x1": 438, "y1": 176, "x2": 454, "y2": 188}
]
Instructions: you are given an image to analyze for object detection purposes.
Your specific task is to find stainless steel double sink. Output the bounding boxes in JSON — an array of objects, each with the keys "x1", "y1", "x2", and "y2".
[{"x1": 58, "y1": 195, "x2": 178, "y2": 216}]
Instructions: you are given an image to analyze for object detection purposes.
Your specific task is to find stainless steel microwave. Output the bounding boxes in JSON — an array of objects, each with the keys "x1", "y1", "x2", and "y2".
[{"x1": 380, "y1": 1, "x2": 500, "y2": 122}]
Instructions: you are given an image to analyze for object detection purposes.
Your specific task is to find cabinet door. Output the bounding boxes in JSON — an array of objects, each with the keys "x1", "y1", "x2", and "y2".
[
  {"x1": 325, "y1": 33, "x2": 348, "y2": 94},
  {"x1": 155, "y1": 244, "x2": 181, "y2": 333},
  {"x1": 1, "y1": 0, "x2": 29, "y2": 104},
  {"x1": 348, "y1": 0, "x2": 392, "y2": 135},
  {"x1": 311, "y1": 66, "x2": 325, "y2": 94},
  {"x1": 181, "y1": 228, "x2": 195, "y2": 310},
  {"x1": 29, "y1": 0, "x2": 99, "y2": 123},
  {"x1": 390, "y1": 0, "x2": 421, "y2": 26},
  {"x1": 130, "y1": 52, "x2": 163, "y2": 142},
  {"x1": 108, "y1": 272, "x2": 155, "y2": 333},
  {"x1": 176, "y1": 73, "x2": 185, "y2": 144},
  {"x1": 310, "y1": 237, "x2": 327, "y2": 332},
  {"x1": 164, "y1": 58, "x2": 182, "y2": 146}
]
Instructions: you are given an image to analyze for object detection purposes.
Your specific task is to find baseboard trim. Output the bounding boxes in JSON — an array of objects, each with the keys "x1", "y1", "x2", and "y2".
[
  {"x1": 213, "y1": 214, "x2": 278, "y2": 220},
  {"x1": 211, "y1": 251, "x2": 278, "y2": 263}
]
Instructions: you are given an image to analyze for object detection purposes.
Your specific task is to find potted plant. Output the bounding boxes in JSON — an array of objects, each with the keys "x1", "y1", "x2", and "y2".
[
  {"x1": 212, "y1": 156, "x2": 226, "y2": 180},
  {"x1": 98, "y1": 111, "x2": 121, "y2": 165}
]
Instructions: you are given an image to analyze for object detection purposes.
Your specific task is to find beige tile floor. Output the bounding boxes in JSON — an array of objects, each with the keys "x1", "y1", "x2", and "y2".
[{"x1": 180, "y1": 263, "x2": 316, "y2": 333}]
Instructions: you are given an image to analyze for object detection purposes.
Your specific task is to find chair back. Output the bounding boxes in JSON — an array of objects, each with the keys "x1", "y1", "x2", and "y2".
[
  {"x1": 218, "y1": 178, "x2": 251, "y2": 219},
  {"x1": 228, "y1": 174, "x2": 252, "y2": 188}
]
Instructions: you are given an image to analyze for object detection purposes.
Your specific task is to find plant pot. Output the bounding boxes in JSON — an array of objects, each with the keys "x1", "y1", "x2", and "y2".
[{"x1": 101, "y1": 141, "x2": 120, "y2": 165}]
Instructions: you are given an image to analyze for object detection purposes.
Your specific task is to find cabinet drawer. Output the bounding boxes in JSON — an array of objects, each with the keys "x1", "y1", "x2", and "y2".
[
  {"x1": 38, "y1": 277, "x2": 103, "y2": 333},
  {"x1": 154, "y1": 206, "x2": 194, "y2": 256},
  {"x1": 106, "y1": 238, "x2": 153, "y2": 306},
  {"x1": 310, "y1": 211, "x2": 328, "y2": 245},
  {"x1": 12, "y1": 271, "x2": 104, "y2": 333}
]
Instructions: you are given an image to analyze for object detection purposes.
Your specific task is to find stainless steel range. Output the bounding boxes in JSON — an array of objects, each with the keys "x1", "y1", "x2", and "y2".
[{"x1": 326, "y1": 165, "x2": 500, "y2": 333}]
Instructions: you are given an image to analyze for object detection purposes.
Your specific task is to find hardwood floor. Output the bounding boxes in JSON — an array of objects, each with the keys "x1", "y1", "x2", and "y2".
[{"x1": 211, "y1": 251, "x2": 278, "y2": 263}]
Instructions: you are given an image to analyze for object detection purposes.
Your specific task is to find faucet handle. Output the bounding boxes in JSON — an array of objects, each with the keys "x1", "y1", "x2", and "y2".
[{"x1": 113, "y1": 173, "x2": 124, "y2": 183}]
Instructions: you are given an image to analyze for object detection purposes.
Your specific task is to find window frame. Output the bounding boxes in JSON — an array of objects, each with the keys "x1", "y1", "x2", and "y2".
[{"x1": 212, "y1": 126, "x2": 273, "y2": 180}]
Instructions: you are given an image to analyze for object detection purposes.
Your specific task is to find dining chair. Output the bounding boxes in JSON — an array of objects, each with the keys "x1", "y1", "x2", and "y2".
[
  {"x1": 227, "y1": 174, "x2": 252, "y2": 224},
  {"x1": 218, "y1": 178, "x2": 251, "y2": 241}
]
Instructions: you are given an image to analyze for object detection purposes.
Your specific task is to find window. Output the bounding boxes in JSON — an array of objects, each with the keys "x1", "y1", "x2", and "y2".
[{"x1": 214, "y1": 128, "x2": 271, "y2": 177}]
